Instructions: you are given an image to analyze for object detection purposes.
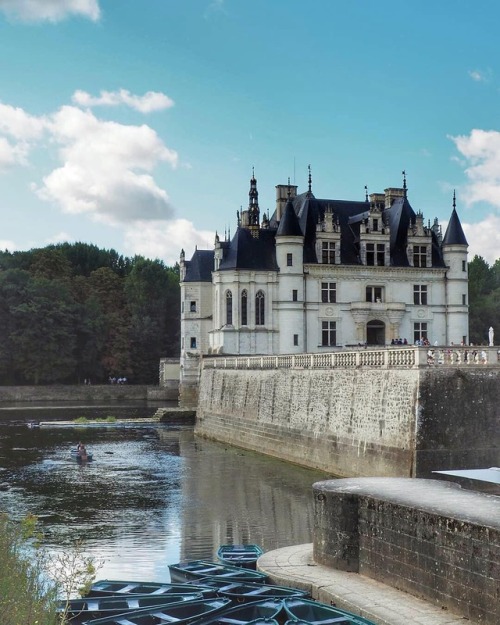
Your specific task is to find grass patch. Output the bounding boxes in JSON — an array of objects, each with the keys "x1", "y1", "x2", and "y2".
[{"x1": 73, "y1": 415, "x2": 117, "y2": 423}]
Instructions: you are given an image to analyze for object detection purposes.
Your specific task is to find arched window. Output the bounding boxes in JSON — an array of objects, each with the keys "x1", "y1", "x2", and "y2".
[
  {"x1": 255, "y1": 290, "x2": 265, "y2": 325},
  {"x1": 241, "y1": 290, "x2": 248, "y2": 326},
  {"x1": 225, "y1": 290, "x2": 233, "y2": 325}
]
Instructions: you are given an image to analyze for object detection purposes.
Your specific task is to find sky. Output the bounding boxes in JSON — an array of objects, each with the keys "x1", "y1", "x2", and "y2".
[{"x1": 1, "y1": 0, "x2": 500, "y2": 266}]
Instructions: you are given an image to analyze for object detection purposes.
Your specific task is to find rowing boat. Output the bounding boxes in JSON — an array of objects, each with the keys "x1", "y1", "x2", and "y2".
[
  {"x1": 187, "y1": 598, "x2": 284, "y2": 625},
  {"x1": 168, "y1": 560, "x2": 268, "y2": 583},
  {"x1": 86, "y1": 580, "x2": 217, "y2": 597},
  {"x1": 283, "y1": 597, "x2": 377, "y2": 624},
  {"x1": 216, "y1": 544, "x2": 264, "y2": 569},
  {"x1": 58, "y1": 592, "x2": 202, "y2": 624},
  {"x1": 193, "y1": 579, "x2": 309, "y2": 602},
  {"x1": 70, "y1": 448, "x2": 93, "y2": 462},
  {"x1": 80, "y1": 597, "x2": 231, "y2": 625}
]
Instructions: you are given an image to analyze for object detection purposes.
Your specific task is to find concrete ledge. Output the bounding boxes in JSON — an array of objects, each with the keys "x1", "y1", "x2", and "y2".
[
  {"x1": 258, "y1": 543, "x2": 476, "y2": 625},
  {"x1": 313, "y1": 478, "x2": 499, "y2": 624}
]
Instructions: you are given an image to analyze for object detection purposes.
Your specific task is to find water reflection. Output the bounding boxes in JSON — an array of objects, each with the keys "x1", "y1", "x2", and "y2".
[{"x1": 0, "y1": 409, "x2": 327, "y2": 582}]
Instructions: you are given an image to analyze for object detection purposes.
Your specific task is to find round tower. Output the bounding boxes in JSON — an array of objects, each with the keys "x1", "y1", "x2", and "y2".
[
  {"x1": 275, "y1": 197, "x2": 305, "y2": 353},
  {"x1": 442, "y1": 192, "x2": 469, "y2": 345}
]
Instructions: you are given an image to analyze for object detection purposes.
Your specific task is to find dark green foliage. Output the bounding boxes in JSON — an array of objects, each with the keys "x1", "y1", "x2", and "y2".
[
  {"x1": 468, "y1": 255, "x2": 500, "y2": 345},
  {"x1": 0, "y1": 244, "x2": 180, "y2": 385}
]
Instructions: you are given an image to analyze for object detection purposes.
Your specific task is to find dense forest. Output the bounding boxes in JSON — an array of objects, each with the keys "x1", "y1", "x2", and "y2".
[
  {"x1": 0, "y1": 243, "x2": 180, "y2": 385},
  {"x1": 468, "y1": 255, "x2": 500, "y2": 345}
]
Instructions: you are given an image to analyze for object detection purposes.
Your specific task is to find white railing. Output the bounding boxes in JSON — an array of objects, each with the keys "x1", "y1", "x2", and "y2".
[{"x1": 202, "y1": 346, "x2": 500, "y2": 371}]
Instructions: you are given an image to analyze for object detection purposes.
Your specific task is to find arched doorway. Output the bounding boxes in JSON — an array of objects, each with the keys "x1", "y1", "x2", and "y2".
[{"x1": 367, "y1": 319, "x2": 385, "y2": 345}]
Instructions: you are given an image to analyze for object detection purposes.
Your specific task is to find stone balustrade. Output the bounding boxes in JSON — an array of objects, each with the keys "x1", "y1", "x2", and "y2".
[{"x1": 202, "y1": 346, "x2": 499, "y2": 370}]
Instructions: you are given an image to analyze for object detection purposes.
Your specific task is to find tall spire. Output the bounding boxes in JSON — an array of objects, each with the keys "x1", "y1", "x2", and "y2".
[
  {"x1": 307, "y1": 164, "x2": 313, "y2": 197},
  {"x1": 248, "y1": 168, "x2": 260, "y2": 226},
  {"x1": 365, "y1": 185, "x2": 368, "y2": 202},
  {"x1": 443, "y1": 191, "x2": 468, "y2": 246},
  {"x1": 402, "y1": 170, "x2": 407, "y2": 197},
  {"x1": 453, "y1": 189, "x2": 456, "y2": 210}
]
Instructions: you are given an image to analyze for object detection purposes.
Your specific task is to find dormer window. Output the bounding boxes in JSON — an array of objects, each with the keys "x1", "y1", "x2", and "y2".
[
  {"x1": 322, "y1": 241, "x2": 335, "y2": 264},
  {"x1": 372, "y1": 218, "x2": 379, "y2": 232},
  {"x1": 413, "y1": 245, "x2": 427, "y2": 268},
  {"x1": 366, "y1": 243, "x2": 385, "y2": 266}
]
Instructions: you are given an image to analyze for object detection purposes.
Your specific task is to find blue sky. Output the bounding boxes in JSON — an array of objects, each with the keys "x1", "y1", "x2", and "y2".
[{"x1": 1, "y1": 0, "x2": 500, "y2": 265}]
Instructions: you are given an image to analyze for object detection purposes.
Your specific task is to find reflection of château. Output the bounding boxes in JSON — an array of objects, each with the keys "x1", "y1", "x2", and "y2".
[{"x1": 179, "y1": 169, "x2": 468, "y2": 400}]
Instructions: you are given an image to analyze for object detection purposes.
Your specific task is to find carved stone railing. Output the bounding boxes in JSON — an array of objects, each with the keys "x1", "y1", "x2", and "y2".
[{"x1": 202, "y1": 346, "x2": 500, "y2": 371}]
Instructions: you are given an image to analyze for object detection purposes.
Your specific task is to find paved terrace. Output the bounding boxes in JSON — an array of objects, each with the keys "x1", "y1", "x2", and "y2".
[{"x1": 258, "y1": 543, "x2": 477, "y2": 625}]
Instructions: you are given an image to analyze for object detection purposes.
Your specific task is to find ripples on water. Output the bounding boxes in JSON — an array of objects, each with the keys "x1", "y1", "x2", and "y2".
[{"x1": 0, "y1": 404, "x2": 328, "y2": 582}]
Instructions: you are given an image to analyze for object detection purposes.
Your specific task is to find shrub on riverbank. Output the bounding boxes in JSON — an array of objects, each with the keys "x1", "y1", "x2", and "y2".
[
  {"x1": 0, "y1": 513, "x2": 58, "y2": 625},
  {"x1": 0, "y1": 514, "x2": 102, "y2": 625}
]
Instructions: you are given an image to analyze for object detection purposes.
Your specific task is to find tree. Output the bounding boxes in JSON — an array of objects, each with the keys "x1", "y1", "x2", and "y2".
[{"x1": 10, "y1": 277, "x2": 78, "y2": 384}]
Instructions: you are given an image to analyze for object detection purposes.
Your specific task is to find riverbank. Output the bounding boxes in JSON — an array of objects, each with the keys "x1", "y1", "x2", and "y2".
[
  {"x1": 258, "y1": 544, "x2": 475, "y2": 625},
  {"x1": 0, "y1": 384, "x2": 177, "y2": 403}
]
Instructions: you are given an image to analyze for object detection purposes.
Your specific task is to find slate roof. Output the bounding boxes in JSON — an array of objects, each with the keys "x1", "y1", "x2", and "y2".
[
  {"x1": 183, "y1": 249, "x2": 214, "y2": 282},
  {"x1": 276, "y1": 199, "x2": 303, "y2": 237},
  {"x1": 442, "y1": 208, "x2": 468, "y2": 246},
  {"x1": 184, "y1": 184, "x2": 456, "y2": 276},
  {"x1": 219, "y1": 227, "x2": 279, "y2": 271}
]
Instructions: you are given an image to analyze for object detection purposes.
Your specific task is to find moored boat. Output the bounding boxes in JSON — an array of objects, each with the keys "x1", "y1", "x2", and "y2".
[
  {"x1": 283, "y1": 597, "x2": 377, "y2": 625},
  {"x1": 187, "y1": 598, "x2": 284, "y2": 625},
  {"x1": 194, "y1": 579, "x2": 309, "y2": 603},
  {"x1": 216, "y1": 544, "x2": 264, "y2": 570},
  {"x1": 79, "y1": 597, "x2": 231, "y2": 625},
  {"x1": 168, "y1": 560, "x2": 268, "y2": 584},
  {"x1": 86, "y1": 580, "x2": 217, "y2": 597},
  {"x1": 58, "y1": 592, "x2": 202, "y2": 624}
]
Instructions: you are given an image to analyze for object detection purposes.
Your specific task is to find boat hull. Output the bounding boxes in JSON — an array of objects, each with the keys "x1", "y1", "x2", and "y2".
[
  {"x1": 59, "y1": 593, "x2": 202, "y2": 624},
  {"x1": 216, "y1": 544, "x2": 264, "y2": 570},
  {"x1": 86, "y1": 580, "x2": 217, "y2": 597},
  {"x1": 80, "y1": 597, "x2": 231, "y2": 625},
  {"x1": 168, "y1": 560, "x2": 268, "y2": 584}
]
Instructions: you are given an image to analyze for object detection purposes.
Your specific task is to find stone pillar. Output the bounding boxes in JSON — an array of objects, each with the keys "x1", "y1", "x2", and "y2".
[{"x1": 312, "y1": 481, "x2": 359, "y2": 571}]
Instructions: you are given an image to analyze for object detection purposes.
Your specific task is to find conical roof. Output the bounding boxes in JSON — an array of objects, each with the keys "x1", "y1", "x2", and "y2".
[
  {"x1": 276, "y1": 199, "x2": 303, "y2": 237},
  {"x1": 443, "y1": 208, "x2": 468, "y2": 246}
]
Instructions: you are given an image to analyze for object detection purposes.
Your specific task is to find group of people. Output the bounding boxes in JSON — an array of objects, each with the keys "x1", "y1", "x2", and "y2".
[{"x1": 108, "y1": 376, "x2": 128, "y2": 384}]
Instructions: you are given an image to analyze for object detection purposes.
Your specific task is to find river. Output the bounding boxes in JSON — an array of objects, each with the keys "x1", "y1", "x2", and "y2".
[{"x1": 0, "y1": 401, "x2": 328, "y2": 583}]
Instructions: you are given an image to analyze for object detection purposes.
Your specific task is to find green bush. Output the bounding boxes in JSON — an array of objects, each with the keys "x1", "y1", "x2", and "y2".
[{"x1": 0, "y1": 513, "x2": 58, "y2": 625}]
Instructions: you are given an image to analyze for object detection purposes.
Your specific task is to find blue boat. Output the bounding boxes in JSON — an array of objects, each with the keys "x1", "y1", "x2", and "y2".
[
  {"x1": 58, "y1": 592, "x2": 202, "y2": 624},
  {"x1": 216, "y1": 544, "x2": 264, "y2": 569},
  {"x1": 193, "y1": 578, "x2": 309, "y2": 602},
  {"x1": 283, "y1": 597, "x2": 377, "y2": 625},
  {"x1": 188, "y1": 598, "x2": 284, "y2": 625},
  {"x1": 86, "y1": 580, "x2": 217, "y2": 597},
  {"x1": 80, "y1": 597, "x2": 231, "y2": 625},
  {"x1": 168, "y1": 560, "x2": 268, "y2": 583}
]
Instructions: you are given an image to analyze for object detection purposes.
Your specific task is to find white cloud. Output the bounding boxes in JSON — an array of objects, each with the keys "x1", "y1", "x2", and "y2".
[
  {"x1": 36, "y1": 104, "x2": 178, "y2": 224},
  {"x1": 44, "y1": 231, "x2": 74, "y2": 244},
  {"x1": 0, "y1": 0, "x2": 100, "y2": 22},
  {"x1": 468, "y1": 69, "x2": 491, "y2": 83},
  {"x1": 0, "y1": 238, "x2": 17, "y2": 251},
  {"x1": 123, "y1": 219, "x2": 214, "y2": 265},
  {"x1": 450, "y1": 129, "x2": 500, "y2": 208},
  {"x1": 72, "y1": 89, "x2": 175, "y2": 113},
  {"x1": 463, "y1": 215, "x2": 500, "y2": 264},
  {"x1": 0, "y1": 102, "x2": 47, "y2": 169}
]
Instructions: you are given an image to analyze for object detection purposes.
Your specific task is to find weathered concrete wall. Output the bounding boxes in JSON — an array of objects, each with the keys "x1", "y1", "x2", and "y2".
[
  {"x1": 313, "y1": 478, "x2": 500, "y2": 625},
  {"x1": 416, "y1": 368, "x2": 500, "y2": 474},
  {"x1": 196, "y1": 365, "x2": 499, "y2": 477},
  {"x1": 0, "y1": 385, "x2": 173, "y2": 402},
  {"x1": 196, "y1": 367, "x2": 419, "y2": 477}
]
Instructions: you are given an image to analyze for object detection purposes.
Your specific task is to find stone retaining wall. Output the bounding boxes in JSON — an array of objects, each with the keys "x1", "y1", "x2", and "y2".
[
  {"x1": 196, "y1": 360, "x2": 499, "y2": 477},
  {"x1": 0, "y1": 385, "x2": 175, "y2": 402},
  {"x1": 312, "y1": 478, "x2": 500, "y2": 625}
]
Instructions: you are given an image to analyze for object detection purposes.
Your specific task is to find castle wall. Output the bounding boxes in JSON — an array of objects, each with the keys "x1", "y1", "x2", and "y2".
[
  {"x1": 195, "y1": 348, "x2": 499, "y2": 477},
  {"x1": 312, "y1": 478, "x2": 499, "y2": 625}
]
